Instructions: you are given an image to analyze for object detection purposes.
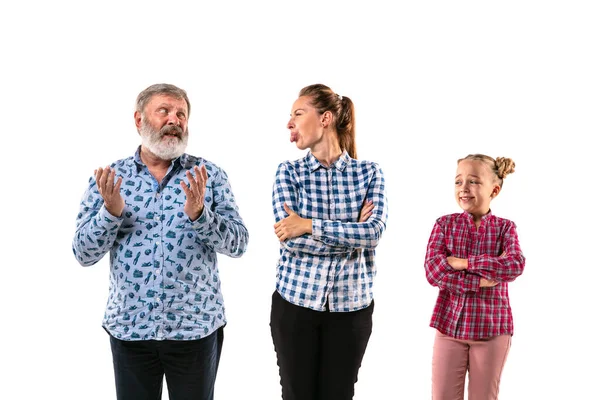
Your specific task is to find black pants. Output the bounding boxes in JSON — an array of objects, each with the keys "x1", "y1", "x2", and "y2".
[
  {"x1": 109, "y1": 326, "x2": 224, "y2": 400},
  {"x1": 270, "y1": 291, "x2": 374, "y2": 400}
]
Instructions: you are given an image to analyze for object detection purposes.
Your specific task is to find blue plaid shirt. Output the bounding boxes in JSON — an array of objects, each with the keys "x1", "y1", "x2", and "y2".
[
  {"x1": 73, "y1": 147, "x2": 248, "y2": 340},
  {"x1": 272, "y1": 151, "x2": 388, "y2": 312}
]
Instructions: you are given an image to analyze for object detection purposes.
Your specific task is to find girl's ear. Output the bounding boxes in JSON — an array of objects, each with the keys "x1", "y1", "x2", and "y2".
[{"x1": 491, "y1": 184, "x2": 502, "y2": 198}]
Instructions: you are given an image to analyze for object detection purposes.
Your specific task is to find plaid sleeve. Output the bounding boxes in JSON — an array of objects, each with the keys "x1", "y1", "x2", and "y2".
[
  {"x1": 272, "y1": 162, "x2": 349, "y2": 255},
  {"x1": 467, "y1": 220, "x2": 525, "y2": 282},
  {"x1": 424, "y1": 221, "x2": 480, "y2": 294},
  {"x1": 312, "y1": 164, "x2": 388, "y2": 250}
]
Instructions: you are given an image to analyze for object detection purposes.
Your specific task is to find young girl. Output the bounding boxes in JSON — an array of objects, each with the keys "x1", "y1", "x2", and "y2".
[
  {"x1": 270, "y1": 84, "x2": 388, "y2": 400},
  {"x1": 424, "y1": 154, "x2": 525, "y2": 400}
]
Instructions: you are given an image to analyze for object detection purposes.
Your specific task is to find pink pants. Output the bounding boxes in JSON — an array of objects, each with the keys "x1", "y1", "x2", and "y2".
[{"x1": 432, "y1": 330, "x2": 511, "y2": 400}]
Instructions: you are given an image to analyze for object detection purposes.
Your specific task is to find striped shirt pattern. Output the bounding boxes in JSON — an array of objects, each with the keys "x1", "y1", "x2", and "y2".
[
  {"x1": 272, "y1": 151, "x2": 388, "y2": 312},
  {"x1": 73, "y1": 148, "x2": 248, "y2": 341},
  {"x1": 425, "y1": 211, "x2": 525, "y2": 340}
]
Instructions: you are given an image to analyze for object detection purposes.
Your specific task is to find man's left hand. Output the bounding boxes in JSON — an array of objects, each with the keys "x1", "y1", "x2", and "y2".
[{"x1": 181, "y1": 165, "x2": 207, "y2": 221}]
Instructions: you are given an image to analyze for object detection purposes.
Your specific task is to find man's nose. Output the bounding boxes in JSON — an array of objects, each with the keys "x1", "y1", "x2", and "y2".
[{"x1": 167, "y1": 112, "x2": 180, "y2": 126}]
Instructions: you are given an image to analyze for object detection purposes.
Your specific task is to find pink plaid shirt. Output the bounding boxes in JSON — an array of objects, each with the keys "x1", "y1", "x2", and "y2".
[{"x1": 425, "y1": 211, "x2": 525, "y2": 340}]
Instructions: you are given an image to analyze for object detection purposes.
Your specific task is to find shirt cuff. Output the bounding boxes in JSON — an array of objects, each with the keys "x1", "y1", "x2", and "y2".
[
  {"x1": 99, "y1": 204, "x2": 124, "y2": 226},
  {"x1": 190, "y1": 207, "x2": 209, "y2": 231},
  {"x1": 312, "y1": 218, "x2": 323, "y2": 239},
  {"x1": 466, "y1": 255, "x2": 477, "y2": 272}
]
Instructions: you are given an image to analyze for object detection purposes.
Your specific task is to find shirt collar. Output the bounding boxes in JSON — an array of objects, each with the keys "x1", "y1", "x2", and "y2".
[
  {"x1": 462, "y1": 209, "x2": 494, "y2": 222},
  {"x1": 304, "y1": 150, "x2": 350, "y2": 172},
  {"x1": 132, "y1": 146, "x2": 189, "y2": 172}
]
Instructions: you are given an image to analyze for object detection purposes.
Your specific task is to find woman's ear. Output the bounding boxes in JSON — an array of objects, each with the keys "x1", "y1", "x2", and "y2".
[{"x1": 321, "y1": 110, "x2": 333, "y2": 128}]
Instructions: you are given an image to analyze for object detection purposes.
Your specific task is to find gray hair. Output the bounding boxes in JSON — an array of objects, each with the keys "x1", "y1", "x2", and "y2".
[{"x1": 135, "y1": 83, "x2": 191, "y2": 116}]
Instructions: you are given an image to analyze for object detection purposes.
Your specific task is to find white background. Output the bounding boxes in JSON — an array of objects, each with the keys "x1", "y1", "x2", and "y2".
[{"x1": 2, "y1": 1, "x2": 598, "y2": 399}]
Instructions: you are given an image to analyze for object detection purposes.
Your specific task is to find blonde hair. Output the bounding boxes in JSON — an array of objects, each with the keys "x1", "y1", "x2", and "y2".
[{"x1": 458, "y1": 154, "x2": 515, "y2": 187}]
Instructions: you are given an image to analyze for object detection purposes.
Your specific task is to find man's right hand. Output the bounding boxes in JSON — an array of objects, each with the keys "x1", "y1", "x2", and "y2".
[{"x1": 95, "y1": 166, "x2": 124, "y2": 217}]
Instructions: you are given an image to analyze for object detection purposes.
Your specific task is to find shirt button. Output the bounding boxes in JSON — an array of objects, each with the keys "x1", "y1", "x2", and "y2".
[
  {"x1": 155, "y1": 241, "x2": 160, "y2": 246},
  {"x1": 156, "y1": 297, "x2": 160, "y2": 302},
  {"x1": 154, "y1": 216, "x2": 160, "y2": 221}
]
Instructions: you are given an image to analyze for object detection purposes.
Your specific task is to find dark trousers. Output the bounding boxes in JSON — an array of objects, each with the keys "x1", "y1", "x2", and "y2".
[
  {"x1": 270, "y1": 291, "x2": 374, "y2": 400},
  {"x1": 109, "y1": 326, "x2": 224, "y2": 400}
]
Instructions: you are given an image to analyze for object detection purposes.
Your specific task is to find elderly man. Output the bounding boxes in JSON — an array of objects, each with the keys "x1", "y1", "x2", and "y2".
[{"x1": 73, "y1": 83, "x2": 248, "y2": 400}]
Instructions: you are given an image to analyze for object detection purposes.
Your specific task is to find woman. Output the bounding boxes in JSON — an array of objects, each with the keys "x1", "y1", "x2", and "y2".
[{"x1": 270, "y1": 83, "x2": 388, "y2": 400}]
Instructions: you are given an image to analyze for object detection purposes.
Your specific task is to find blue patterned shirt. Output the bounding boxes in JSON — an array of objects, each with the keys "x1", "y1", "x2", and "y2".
[
  {"x1": 272, "y1": 151, "x2": 388, "y2": 312},
  {"x1": 73, "y1": 147, "x2": 248, "y2": 341}
]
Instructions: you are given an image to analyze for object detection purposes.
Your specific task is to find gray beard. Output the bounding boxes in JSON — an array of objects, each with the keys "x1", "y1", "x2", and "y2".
[{"x1": 140, "y1": 120, "x2": 188, "y2": 160}]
